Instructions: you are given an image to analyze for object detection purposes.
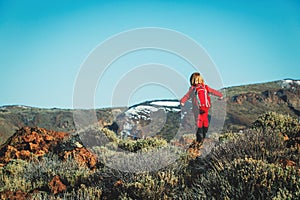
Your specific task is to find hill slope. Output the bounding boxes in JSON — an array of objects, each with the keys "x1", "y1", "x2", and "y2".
[
  {"x1": 0, "y1": 79, "x2": 299, "y2": 144},
  {"x1": 110, "y1": 79, "x2": 300, "y2": 138},
  {"x1": 224, "y1": 79, "x2": 300, "y2": 130},
  {"x1": 0, "y1": 112, "x2": 299, "y2": 199},
  {"x1": 0, "y1": 106, "x2": 125, "y2": 145}
]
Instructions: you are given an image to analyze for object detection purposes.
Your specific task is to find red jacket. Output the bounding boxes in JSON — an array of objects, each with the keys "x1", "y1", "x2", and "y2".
[{"x1": 180, "y1": 84, "x2": 223, "y2": 111}]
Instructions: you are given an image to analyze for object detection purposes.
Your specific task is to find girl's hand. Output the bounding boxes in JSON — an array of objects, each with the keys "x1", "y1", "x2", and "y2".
[
  {"x1": 218, "y1": 96, "x2": 223, "y2": 100},
  {"x1": 180, "y1": 102, "x2": 185, "y2": 107}
]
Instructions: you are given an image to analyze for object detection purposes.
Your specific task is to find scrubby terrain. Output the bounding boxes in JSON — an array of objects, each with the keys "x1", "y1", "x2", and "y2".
[
  {"x1": 0, "y1": 106, "x2": 125, "y2": 145},
  {"x1": 225, "y1": 79, "x2": 300, "y2": 130},
  {"x1": 1, "y1": 79, "x2": 300, "y2": 145},
  {"x1": 0, "y1": 112, "x2": 299, "y2": 199},
  {"x1": 0, "y1": 79, "x2": 300, "y2": 199}
]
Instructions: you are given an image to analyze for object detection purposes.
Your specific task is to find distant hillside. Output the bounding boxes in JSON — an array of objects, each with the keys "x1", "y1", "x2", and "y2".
[
  {"x1": 224, "y1": 79, "x2": 300, "y2": 130},
  {"x1": 0, "y1": 79, "x2": 299, "y2": 144},
  {"x1": 111, "y1": 79, "x2": 300, "y2": 139},
  {"x1": 0, "y1": 106, "x2": 125, "y2": 145},
  {"x1": 0, "y1": 80, "x2": 299, "y2": 198}
]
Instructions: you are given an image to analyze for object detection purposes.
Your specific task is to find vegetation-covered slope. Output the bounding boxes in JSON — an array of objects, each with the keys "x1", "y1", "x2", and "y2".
[
  {"x1": 1, "y1": 79, "x2": 299, "y2": 145},
  {"x1": 224, "y1": 79, "x2": 300, "y2": 130},
  {"x1": 0, "y1": 106, "x2": 125, "y2": 145},
  {"x1": 0, "y1": 112, "x2": 299, "y2": 199}
]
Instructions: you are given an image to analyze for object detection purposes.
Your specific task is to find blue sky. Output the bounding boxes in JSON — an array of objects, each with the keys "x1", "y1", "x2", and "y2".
[{"x1": 1, "y1": 0, "x2": 300, "y2": 108}]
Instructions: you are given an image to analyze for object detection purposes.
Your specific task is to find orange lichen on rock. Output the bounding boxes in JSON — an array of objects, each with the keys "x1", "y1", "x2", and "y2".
[
  {"x1": 29, "y1": 142, "x2": 40, "y2": 151},
  {"x1": 0, "y1": 126, "x2": 99, "y2": 169},
  {"x1": 49, "y1": 175, "x2": 67, "y2": 194},
  {"x1": 15, "y1": 150, "x2": 31, "y2": 160},
  {"x1": 0, "y1": 127, "x2": 69, "y2": 165},
  {"x1": 0, "y1": 190, "x2": 30, "y2": 200},
  {"x1": 44, "y1": 135, "x2": 54, "y2": 141},
  {"x1": 35, "y1": 150, "x2": 46, "y2": 157},
  {"x1": 2, "y1": 145, "x2": 18, "y2": 163},
  {"x1": 63, "y1": 147, "x2": 97, "y2": 169}
]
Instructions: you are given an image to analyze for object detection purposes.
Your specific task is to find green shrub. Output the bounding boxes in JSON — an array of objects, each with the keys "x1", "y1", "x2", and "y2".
[
  {"x1": 218, "y1": 132, "x2": 242, "y2": 143},
  {"x1": 119, "y1": 166, "x2": 187, "y2": 200},
  {"x1": 253, "y1": 112, "x2": 299, "y2": 137},
  {"x1": 189, "y1": 126, "x2": 300, "y2": 199},
  {"x1": 253, "y1": 112, "x2": 300, "y2": 150},
  {"x1": 118, "y1": 137, "x2": 168, "y2": 153},
  {"x1": 0, "y1": 159, "x2": 32, "y2": 192},
  {"x1": 30, "y1": 184, "x2": 102, "y2": 200},
  {"x1": 1, "y1": 112, "x2": 299, "y2": 199},
  {"x1": 206, "y1": 129, "x2": 286, "y2": 165},
  {"x1": 101, "y1": 127, "x2": 119, "y2": 143},
  {"x1": 23, "y1": 153, "x2": 91, "y2": 189},
  {"x1": 216, "y1": 157, "x2": 299, "y2": 199}
]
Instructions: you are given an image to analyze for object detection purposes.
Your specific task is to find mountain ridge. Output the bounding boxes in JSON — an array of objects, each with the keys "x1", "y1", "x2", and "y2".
[
  {"x1": 0, "y1": 79, "x2": 300, "y2": 199},
  {"x1": 0, "y1": 79, "x2": 299, "y2": 144}
]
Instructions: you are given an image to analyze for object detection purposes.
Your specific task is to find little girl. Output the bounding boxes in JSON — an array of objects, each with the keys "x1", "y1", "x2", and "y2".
[{"x1": 180, "y1": 72, "x2": 223, "y2": 144}]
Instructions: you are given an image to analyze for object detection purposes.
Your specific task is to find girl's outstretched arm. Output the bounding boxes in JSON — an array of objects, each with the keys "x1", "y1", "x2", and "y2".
[
  {"x1": 180, "y1": 87, "x2": 194, "y2": 106},
  {"x1": 207, "y1": 86, "x2": 223, "y2": 98}
]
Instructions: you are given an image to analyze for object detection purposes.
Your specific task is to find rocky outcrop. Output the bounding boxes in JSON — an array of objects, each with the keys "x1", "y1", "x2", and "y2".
[
  {"x1": 0, "y1": 127, "x2": 97, "y2": 169},
  {"x1": 0, "y1": 106, "x2": 123, "y2": 146},
  {"x1": 0, "y1": 127, "x2": 69, "y2": 165},
  {"x1": 231, "y1": 80, "x2": 300, "y2": 106},
  {"x1": 62, "y1": 147, "x2": 97, "y2": 169},
  {"x1": 232, "y1": 93, "x2": 265, "y2": 105},
  {"x1": 231, "y1": 89, "x2": 298, "y2": 105},
  {"x1": 0, "y1": 190, "x2": 31, "y2": 200},
  {"x1": 48, "y1": 175, "x2": 67, "y2": 195},
  {"x1": 225, "y1": 80, "x2": 300, "y2": 130}
]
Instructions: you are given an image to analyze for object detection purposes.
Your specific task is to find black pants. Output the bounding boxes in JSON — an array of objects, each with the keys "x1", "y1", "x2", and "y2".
[{"x1": 196, "y1": 127, "x2": 208, "y2": 143}]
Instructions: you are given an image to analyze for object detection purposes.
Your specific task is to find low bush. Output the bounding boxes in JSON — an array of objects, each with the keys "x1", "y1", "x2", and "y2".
[
  {"x1": 0, "y1": 112, "x2": 299, "y2": 199},
  {"x1": 253, "y1": 111, "x2": 299, "y2": 138},
  {"x1": 118, "y1": 137, "x2": 168, "y2": 153},
  {"x1": 189, "y1": 122, "x2": 300, "y2": 199},
  {"x1": 191, "y1": 157, "x2": 300, "y2": 199}
]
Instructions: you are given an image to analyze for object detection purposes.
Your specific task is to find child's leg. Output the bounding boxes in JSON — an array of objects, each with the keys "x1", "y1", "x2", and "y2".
[
  {"x1": 196, "y1": 113, "x2": 204, "y2": 143},
  {"x1": 196, "y1": 127, "x2": 203, "y2": 143},
  {"x1": 202, "y1": 110, "x2": 209, "y2": 139},
  {"x1": 203, "y1": 127, "x2": 208, "y2": 139}
]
